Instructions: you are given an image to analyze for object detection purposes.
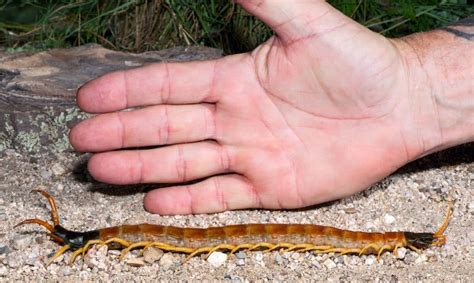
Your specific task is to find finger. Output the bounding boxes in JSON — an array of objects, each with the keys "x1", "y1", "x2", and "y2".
[
  {"x1": 87, "y1": 141, "x2": 232, "y2": 185},
  {"x1": 143, "y1": 174, "x2": 261, "y2": 215},
  {"x1": 77, "y1": 59, "x2": 223, "y2": 113},
  {"x1": 69, "y1": 104, "x2": 216, "y2": 152},
  {"x1": 236, "y1": 0, "x2": 351, "y2": 44}
]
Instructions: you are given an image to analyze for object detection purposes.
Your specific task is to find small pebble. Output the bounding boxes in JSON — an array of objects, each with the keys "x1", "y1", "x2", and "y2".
[
  {"x1": 143, "y1": 247, "x2": 164, "y2": 263},
  {"x1": 396, "y1": 247, "x2": 407, "y2": 259},
  {"x1": 234, "y1": 251, "x2": 246, "y2": 259},
  {"x1": 254, "y1": 252, "x2": 264, "y2": 262},
  {"x1": 0, "y1": 265, "x2": 7, "y2": 276},
  {"x1": 274, "y1": 254, "x2": 284, "y2": 264},
  {"x1": 0, "y1": 243, "x2": 8, "y2": 255},
  {"x1": 384, "y1": 214, "x2": 396, "y2": 225},
  {"x1": 40, "y1": 168, "x2": 52, "y2": 179},
  {"x1": 236, "y1": 258, "x2": 245, "y2": 266},
  {"x1": 51, "y1": 163, "x2": 67, "y2": 176},
  {"x1": 365, "y1": 257, "x2": 375, "y2": 265},
  {"x1": 323, "y1": 258, "x2": 336, "y2": 269},
  {"x1": 415, "y1": 254, "x2": 428, "y2": 264},
  {"x1": 207, "y1": 251, "x2": 227, "y2": 268},
  {"x1": 11, "y1": 235, "x2": 31, "y2": 250},
  {"x1": 62, "y1": 266, "x2": 72, "y2": 276},
  {"x1": 127, "y1": 257, "x2": 145, "y2": 267},
  {"x1": 159, "y1": 253, "x2": 175, "y2": 269}
]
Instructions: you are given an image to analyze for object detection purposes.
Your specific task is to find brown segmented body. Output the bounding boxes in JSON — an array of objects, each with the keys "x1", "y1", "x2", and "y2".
[
  {"x1": 99, "y1": 224, "x2": 405, "y2": 251},
  {"x1": 15, "y1": 190, "x2": 451, "y2": 265}
]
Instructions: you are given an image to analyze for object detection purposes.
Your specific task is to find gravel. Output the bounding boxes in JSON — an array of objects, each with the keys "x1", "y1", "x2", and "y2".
[{"x1": 1, "y1": 143, "x2": 473, "y2": 281}]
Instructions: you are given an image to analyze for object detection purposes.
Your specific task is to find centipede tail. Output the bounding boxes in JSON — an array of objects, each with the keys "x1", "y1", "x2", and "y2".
[{"x1": 15, "y1": 190, "x2": 452, "y2": 266}]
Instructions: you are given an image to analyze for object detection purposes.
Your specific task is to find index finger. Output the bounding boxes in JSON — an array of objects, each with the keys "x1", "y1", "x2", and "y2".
[{"x1": 77, "y1": 58, "x2": 222, "y2": 113}]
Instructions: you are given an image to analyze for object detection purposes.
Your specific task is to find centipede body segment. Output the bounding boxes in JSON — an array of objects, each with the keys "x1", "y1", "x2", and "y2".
[{"x1": 15, "y1": 190, "x2": 452, "y2": 265}]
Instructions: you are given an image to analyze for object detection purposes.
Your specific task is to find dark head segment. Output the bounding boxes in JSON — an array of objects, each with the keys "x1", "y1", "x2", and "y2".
[
  {"x1": 404, "y1": 232, "x2": 435, "y2": 249},
  {"x1": 405, "y1": 201, "x2": 452, "y2": 250}
]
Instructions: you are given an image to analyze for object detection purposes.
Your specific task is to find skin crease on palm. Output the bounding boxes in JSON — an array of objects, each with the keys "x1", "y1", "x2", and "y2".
[{"x1": 68, "y1": 0, "x2": 455, "y2": 215}]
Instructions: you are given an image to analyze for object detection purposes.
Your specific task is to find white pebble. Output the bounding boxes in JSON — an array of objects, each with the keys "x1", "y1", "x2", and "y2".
[
  {"x1": 143, "y1": 247, "x2": 163, "y2": 263},
  {"x1": 127, "y1": 257, "x2": 145, "y2": 267},
  {"x1": 254, "y1": 252, "x2": 264, "y2": 262},
  {"x1": 51, "y1": 163, "x2": 67, "y2": 176},
  {"x1": 383, "y1": 214, "x2": 396, "y2": 225},
  {"x1": 415, "y1": 254, "x2": 428, "y2": 264},
  {"x1": 207, "y1": 252, "x2": 227, "y2": 268},
  {"x1": 159, "y1": 253, "x2": 175, "y2": 269},
  {"x1": 323, "y1": 258, "x2": 336, "y2": 269},
  {"x1": 396, "y1": 247, "x2": 407, "y2": 259},
  {"x1": 365, "y1": 257, "x2": 375, "y2": 265}
]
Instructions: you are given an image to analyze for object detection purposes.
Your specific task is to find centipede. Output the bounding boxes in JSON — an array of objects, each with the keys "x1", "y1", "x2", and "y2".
[{"x1": 15, "y1": 190, "x2": 452, "y2": 266}]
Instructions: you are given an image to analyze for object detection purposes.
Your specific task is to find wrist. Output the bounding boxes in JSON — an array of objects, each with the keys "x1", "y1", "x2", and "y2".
[{"x1": 392, "y1": 30, "x2": 474, "y2": 159}]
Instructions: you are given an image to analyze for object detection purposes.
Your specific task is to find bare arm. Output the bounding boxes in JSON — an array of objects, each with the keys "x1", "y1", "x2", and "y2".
[{"x1": 394, "y1": 16, "x2": 474, "y2": 157}]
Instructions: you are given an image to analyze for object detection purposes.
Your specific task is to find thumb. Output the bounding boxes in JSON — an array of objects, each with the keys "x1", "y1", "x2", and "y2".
[{"x1": 235, "y1": 0, "x2": 360, "y2": 45}]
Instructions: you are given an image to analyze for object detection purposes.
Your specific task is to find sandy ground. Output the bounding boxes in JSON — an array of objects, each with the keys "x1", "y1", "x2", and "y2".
[{"x1": 0, "y1": 144, "x2": 473, "y2": 281}]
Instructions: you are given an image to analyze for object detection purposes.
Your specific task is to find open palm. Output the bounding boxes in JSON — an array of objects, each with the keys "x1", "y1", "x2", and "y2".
[{"x1": 70, "y1": 1, "x2": 432, "y2": 214}]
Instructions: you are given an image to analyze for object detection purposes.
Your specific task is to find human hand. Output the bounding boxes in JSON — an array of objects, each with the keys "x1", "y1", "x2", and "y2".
[{"x1": 70, "y1": 1, "x2": 470, "y2": 214}]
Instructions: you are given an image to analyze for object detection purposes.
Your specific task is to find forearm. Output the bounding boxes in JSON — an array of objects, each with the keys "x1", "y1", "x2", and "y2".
[{"x1": 395, "y1": 16, "x2": 474, "y2": 156}]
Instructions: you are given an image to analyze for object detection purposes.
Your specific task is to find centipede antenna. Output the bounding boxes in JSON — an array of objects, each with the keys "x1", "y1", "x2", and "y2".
[
  {"x1": 14, "y1": 219, "x2": 55, "y2": 233},
  {"x1": 433, "y1": 200, "x2": 453, "y2": 240},
  {"x1": 33, "y1": 189, "x2": 60, "y2": 226}
]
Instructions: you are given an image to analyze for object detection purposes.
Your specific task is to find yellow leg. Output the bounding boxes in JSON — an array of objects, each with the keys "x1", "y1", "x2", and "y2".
[
  {"x1": 119, "y1": 241, "x2": 152, "y2": 261},
  {"x1": 299, "y1": 245, "x2": 333, "y2": 253},
  {"x1": 338, "y1": 248, "x2": 363, "y2": 256},
  {"x1": 230, "y1": 244, "x2": 254, "y2": 254},
  {"x1": 359, "y1": 244, "x2": 380, "y2": 256},
  {"x1": 392, "y1": 244, "x2": 401, "y2": 258},
  {"x1": 104, "y1": 237, "x2": 131, "y2": 247},
  {"x1": 248, "y1": 242, "x2": 276, "y2": 251},
  {"x1": 69, "y1": 248, "x2": 85, "y2": 265},
  {"x1": 184, "y1": 247, "x2": 213, "y2": 262},
  {"x1": 81, "y1": 240, "x2": 106, "y2": 257},
  {"x1": 204, "y1": 244, "x2": 237, "y2": 258},
  {"x1": 286, "y1": 243, "x2": 317, "y2": 252},
  {"x1": 265, "y1": 243, "x2": 294, "y2": 252},
  {"x1": 47, "y1": 245, "x2": 70, "y2": 266},
  {"x1": 407, "y1": 245, "x2": 422, "y2": 254},
  {"x1": 377, "y1": 245, "x2": 392, "y2": 260}
]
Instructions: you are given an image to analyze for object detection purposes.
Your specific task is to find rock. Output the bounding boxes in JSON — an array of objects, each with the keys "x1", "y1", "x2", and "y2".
[
  {"x1": 323, "y1": 258, "x2": 336, "y2": 269},
  {"x1": 254, "y1": 252, "x2": 264, "y2": 262},
  {"x1": 62, "y1": 266, "x2": 72, "y2": 276},
  {"x1": 143, "y1": 247, "x2": 164, "y2": 263},
  {"x1": 365, "y1": 257, "x2": 375, "y2": 265},
  {"x1": 415, "y1": 254, "x2": 428, "y2": 264},
  {"x1": 11, "y1": 235, "x2": 31, "y2": 250},
  {"x1": 127, "y1": 257, "x2": 145, "y2": 267},
  {"x1": 51, "y1": 162, "x2": 67, "y2": 176},
  {"x1": 207, "y1": 252, "x2": 227, "y2": 268},
  {"x1": 234, "y1": 251, "x2": 246, "y2": 259},
  {"x1": 383, "y1": 214, "x2": 396, "y2": 224},
  {"x1": 236, "y1": 258, "x2": 245, "y2": 266},
  {"x1": 0, "y1": 243, "x2": 9, "y2": 255},
  {"x1": 158, "y1": 253, "x2": 175, "y2": 269},
  {"x1": 0, "y1": 265, "x2": 7, "y2": 276},
  {"x1": 396, "y1": 247, "x2": 407, "y2": 259},
  {"x1": 40, "y1": 168, "x2": 52, "y2": 179},
  {"x1": 83, "y1": 245, "x2": 108, "y2": 270}
]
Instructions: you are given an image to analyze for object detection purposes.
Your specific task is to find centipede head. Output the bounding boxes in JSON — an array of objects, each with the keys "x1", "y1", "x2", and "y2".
[
  {"x1": 14, "y1": 190, "x2": 65, "y2": 245},
  {"x1": 405, "y1": 200, "x2": 452, "y2": 250}
]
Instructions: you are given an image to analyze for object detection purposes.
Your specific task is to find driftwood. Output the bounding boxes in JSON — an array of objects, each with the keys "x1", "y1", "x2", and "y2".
[{"x1": 0, "y1": 44, "x2": 222, "y2": 152}]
